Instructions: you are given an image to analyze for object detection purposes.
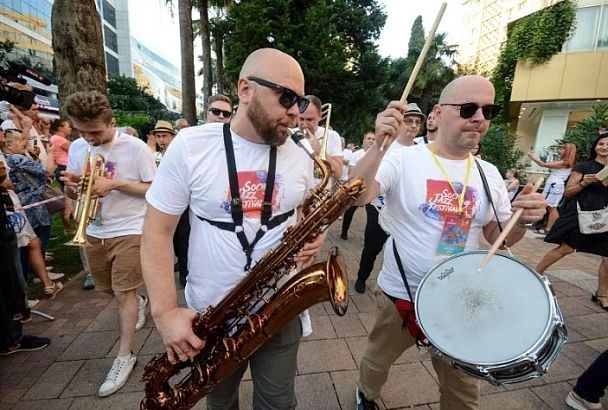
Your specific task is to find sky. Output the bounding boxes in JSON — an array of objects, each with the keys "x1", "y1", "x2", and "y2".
[{"x1": 128, "y1": 0, "x2": 464, "y2": 69}]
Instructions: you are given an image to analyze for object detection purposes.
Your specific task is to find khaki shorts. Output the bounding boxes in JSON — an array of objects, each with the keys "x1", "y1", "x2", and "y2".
[{"x1": 85, "y1": 234, "x2": 143, "y2": 292}]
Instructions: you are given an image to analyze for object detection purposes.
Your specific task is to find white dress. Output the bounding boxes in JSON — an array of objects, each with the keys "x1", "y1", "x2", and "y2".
[{"x1": 542, "y1": 167, "x2": 572, "y2": 207}]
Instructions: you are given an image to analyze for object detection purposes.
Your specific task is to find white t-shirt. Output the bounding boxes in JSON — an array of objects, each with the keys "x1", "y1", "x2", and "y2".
[
  {"x1": 341, "y1": 149, "x2": 353, "y2": 181},
  {"x1": 314, "y1": 126, "x2": 342, "y2": 158},
  {"x1": 67, "y1": 133, "x2": 156, "y2": 238},
  {"x1": 349, "y1": 148, "x2": 366, "y2": 168},
  {"x1": 371, "y1": 140, "x2": 407, "y2": 208},
  {"x1": 146, "y1": 123, "x2": 314, "y2": 312},
  {"x1": 376, "y1": 143, "x2": 512, "y2": 301}
]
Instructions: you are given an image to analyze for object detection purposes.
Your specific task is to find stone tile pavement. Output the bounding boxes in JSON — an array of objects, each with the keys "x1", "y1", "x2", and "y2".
[{"x1": 1, "y1": 210, "x2": 607, "y2": 409}]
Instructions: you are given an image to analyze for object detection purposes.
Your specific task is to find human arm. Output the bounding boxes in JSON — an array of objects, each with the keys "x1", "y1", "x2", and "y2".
[
  {"x1": 564, "y1": 170, "x2": 599, "y2": 199},
  {"x1": 482, "y1": 182, "x2": 546, "y2": 246},
  {"x1": 141, "y1": 205, "x2": 204, "y2": 363},
  {"x1": 350, "y1": 100, "x2": 406, "y2": 205},
  {"x1": 527, "y1": 153, "x2": 565, "y2": 169},
  {"x1": 506, "y1": 179, "x2": 519, "y2": 193},
  {"x1": 91, "y1": 177, "x2": 150, "y2": 197}
]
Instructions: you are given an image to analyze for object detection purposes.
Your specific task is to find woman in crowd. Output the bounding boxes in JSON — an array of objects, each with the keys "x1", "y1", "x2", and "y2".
[
  {"x1": 504, "y1": 168, "x2": 520, "y2": 201},
  {"x1": 1, "y1": 131, "x2": 63, "y2": 298},
  {"x1": 528, "y1": 142, "x2": 577, "y2": 232},
  {"x1": 49, "y1": 119, "x2": 73, "y2": 234},
  {"x1": 536, "y1": 132, "x2": 608, "y2": 310}
]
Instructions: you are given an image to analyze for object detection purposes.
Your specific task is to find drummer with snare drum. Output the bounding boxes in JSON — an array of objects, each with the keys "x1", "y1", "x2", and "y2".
[{"x1": 349, "y1": 75, "x2": 547, "y2": 410}]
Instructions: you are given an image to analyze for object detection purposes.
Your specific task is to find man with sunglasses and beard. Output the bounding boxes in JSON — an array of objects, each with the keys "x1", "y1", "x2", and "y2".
[
  {"x1": 350, "y1": 76, "x2": 547, "y2": 410},
  {"x1": 141, "y1": 48, "x2": 324, "y2": 410},
  {"x1": 207, "y1": 94, "x2": 233, "y2": 123}
]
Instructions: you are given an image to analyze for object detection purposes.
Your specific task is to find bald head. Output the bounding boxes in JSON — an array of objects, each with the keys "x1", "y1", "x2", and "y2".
[
  {"x1": 439, "y1": 75, "x2": 494, "y2": 104},
  {"x1": 239, "y1": 48, "x2": 305, "y2": 93}
]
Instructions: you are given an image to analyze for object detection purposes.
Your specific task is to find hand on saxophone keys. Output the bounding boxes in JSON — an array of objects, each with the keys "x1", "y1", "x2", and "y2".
[
  {"x1": 155, "y1": 307, "x2": 205, "y2": 364},
  {"x1": 375, "y1": 100, "x2": 407, "y2": 150},
  {"x1": 294, "y1": 233, "x2": 324, "y2": 269}
]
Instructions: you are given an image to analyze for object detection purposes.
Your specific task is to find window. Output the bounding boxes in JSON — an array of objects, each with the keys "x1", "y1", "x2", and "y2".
[
  {"x1": 104, "y1": 26, "x2": 118, "y2": 53},
  {"x1": 102, "y1": 0, "x2": 116, "y2": 28},
  {"x1": 598, "y1": 5, "x2": 608, "y2": 49},
  {"x1": 105, "y1": 52, "x2": 119, "y2": 76},
  {"x1": 563, "y1": 5, "x2": 608, "y2": 52}
]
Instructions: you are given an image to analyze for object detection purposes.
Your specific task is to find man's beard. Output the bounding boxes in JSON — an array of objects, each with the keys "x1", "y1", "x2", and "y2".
[
  {"x1": 247, "y1": 94, "x2": 288, "y2": 146},
  {"x1": 427, "y1": 126, "x2": 438, "y2": 133}
]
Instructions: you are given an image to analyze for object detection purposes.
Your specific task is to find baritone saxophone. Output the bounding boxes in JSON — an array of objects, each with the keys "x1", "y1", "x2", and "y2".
[{"x1": 141, "y1": 129, "x2": 365, "y2": 409}]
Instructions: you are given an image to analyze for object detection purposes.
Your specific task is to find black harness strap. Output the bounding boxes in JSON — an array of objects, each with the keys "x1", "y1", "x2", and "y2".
[{"x1": 197, "y1": 123, "x2": 282, "y2": 271}]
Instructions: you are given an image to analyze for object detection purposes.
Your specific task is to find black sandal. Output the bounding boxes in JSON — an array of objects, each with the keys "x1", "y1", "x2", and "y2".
[{"x1": 591, "y1": 293, "x2": 608, "y2": 311}]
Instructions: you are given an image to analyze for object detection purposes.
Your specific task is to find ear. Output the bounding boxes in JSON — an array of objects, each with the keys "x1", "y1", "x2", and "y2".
[
  {"x1": 238, "y1": 78, "x2": 253, "y2": 105},
  {"x1": 433, "y1": 104, "x2": 441, "y2": 122}
]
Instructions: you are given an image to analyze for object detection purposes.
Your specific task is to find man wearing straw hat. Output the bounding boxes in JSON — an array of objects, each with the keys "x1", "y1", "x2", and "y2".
[{"x1": 350, "y1": 75, "x2": 547, "y2": 409}]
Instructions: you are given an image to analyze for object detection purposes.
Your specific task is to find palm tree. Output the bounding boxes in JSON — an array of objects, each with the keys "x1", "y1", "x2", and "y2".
[
  {"x1": 176, "y1": 0, "x2": 197, "y2": 125},
  {"x1": 195, "y1": 0, "x2": 212, "y2": 113},
  {"x1": 51, "y1": 0, "x2": 107, "y2": 109},
  {"x1": 193, "y1": 1, "x2": 233, "y2": 101}
]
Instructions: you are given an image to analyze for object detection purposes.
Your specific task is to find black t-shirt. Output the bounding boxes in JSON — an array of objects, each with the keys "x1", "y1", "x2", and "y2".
[{"x1": 574, "y1": 160, "x2": 608, "y2": 211}]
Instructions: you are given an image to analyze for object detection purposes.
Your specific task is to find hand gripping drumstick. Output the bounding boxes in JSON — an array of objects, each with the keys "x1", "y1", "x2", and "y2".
[
  {"x1": 478, "y1": 178, "x2": 544, "y2": 272},
  {"x1": 380, "y1": 2, "x2": 448, "y2": 151}
]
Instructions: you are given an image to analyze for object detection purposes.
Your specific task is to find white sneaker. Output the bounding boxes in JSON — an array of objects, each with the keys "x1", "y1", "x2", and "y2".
[
  {"x1": 136, "y1": 295, "x2": 148, "y2": 331},
  {"x1": 98, "y1": 354, "x2": 137, "y2": 397},
  {"x1": 565, "y1": 391, "x2": 604, "y2": 410},
  {"x1": 27, "y1": 299, "x2": 40, "y2": 308},
  {"x1": 33, "y1": 271, "x2": 65, "y2": 283}
]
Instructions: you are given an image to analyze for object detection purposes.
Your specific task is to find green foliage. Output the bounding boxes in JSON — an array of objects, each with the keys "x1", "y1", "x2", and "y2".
[
  {"x1": 481, "y1": 124, "x2": 526, "y2": 179},
  {"x1": 491, "y1": 0, "x2": 576, "y2": 117},
  {"x1": 563, "y1": 103, "x2": 608, "y2": 161},
  {"x1": 407, "y1": 16, "x2": 425, "y2": 60},
  {"x1": 223, "y1": 0, "x2": 387, "y2": 142},
  {"x1": 107, "y1": 75, "x2": 178, "y2": 121},
  {"x1": 113, "y1": 113, "x2": 155, "y2": 133}
]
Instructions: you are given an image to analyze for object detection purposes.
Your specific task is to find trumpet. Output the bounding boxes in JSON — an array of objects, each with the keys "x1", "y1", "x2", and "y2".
[{"x1": 65, "y1": 146, "x2": 106, "y2": 246}]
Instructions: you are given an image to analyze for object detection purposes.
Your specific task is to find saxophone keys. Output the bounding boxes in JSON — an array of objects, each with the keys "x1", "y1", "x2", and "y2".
[
  {"x1": 247, "y1": 314, "x2": 266, "y2": 334},
  {"x1": 223, "y1": 337, "x2": 238, "y2": 358}
]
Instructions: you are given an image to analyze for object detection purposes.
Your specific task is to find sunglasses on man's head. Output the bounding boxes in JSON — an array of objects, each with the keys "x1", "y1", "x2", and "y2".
[
  {"x1": 440, "y1": 103, "x2": 500, "y2": 120},
  {"x1": 209, "y1": 107, "x2": 232, "y2": 118},
  {"x1": 247, "y1": 77, "x2": 309, "y2": 113}
]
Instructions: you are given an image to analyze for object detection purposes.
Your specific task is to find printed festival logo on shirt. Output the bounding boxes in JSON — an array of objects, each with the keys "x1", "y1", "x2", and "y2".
[
  {"x1": 221, "y1": 170, "x2": 281, "y2": 217},
  {"x1": 418, "y1": 179, "x2": 479, "y2": 221}
]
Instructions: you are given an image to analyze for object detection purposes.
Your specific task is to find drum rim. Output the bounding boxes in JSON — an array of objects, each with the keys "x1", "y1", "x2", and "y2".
[{"x1": 415, "y1": 250, "x2": 559, "y2": 367}]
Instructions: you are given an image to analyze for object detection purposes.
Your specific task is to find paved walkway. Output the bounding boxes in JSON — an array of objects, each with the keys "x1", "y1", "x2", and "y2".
[{"x1": 1, "y1": 210, "x2": 607, "y2": 409}]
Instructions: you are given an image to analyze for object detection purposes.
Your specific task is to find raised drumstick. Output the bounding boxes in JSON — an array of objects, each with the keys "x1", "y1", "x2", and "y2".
[
  {"x1": 478, "y1": 178, "x2": 544, "y2": 271},
  {"x1": 380, "y1": 2, "x2": 448, "y2": 151}
]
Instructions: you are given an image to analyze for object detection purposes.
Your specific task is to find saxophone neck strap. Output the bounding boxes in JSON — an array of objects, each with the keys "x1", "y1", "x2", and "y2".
[{"x1": 222, "y1": 123, "x2": 278, "y2": 271}]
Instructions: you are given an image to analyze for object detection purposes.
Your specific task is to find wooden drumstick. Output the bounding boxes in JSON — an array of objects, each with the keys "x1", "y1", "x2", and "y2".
[
  {"x1": 380, "y1": 2, "x2": 448, "y2": 151},
  {"x1": 478, "y1": 178, "x2": 544, "y2": 272}
]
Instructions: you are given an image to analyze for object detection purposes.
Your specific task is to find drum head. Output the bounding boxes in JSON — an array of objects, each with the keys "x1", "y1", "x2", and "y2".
[{"x1": 416, "y1": 252, "x2": 553, "y2": 365}]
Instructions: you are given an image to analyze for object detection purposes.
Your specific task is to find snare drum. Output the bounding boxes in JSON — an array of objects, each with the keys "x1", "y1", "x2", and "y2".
[{"x1": 415, "y1": 251, "x2": 567, "y2": 386}]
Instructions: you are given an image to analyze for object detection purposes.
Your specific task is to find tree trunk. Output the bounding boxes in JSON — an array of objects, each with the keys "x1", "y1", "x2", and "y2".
[
  {"x1": 178, "y1": 0, "x2": 197, "y2": 125},
  {"x1": 214, "y1": 30, "x2": 225, "y2": 95},
  {"x1": 198, "y1": 0, "x2": 212, "y2": 112},
  {"x1": 51, "y1": 0, "x2": 106, "y2": 114}
]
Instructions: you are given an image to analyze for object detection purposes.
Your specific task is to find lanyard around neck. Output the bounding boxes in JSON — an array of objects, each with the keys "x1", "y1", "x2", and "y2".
[{"x1": 430, "y1": 144, "x2": 472, "y2": 216}]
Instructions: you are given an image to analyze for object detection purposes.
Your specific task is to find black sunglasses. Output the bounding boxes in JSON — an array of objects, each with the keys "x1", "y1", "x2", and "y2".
[
  {"x1": 440, "y1": 103, "x2": 500, "y2": 120},
  {"x1": 209, "y1": 107, "x2": 232, "y2": 118},
  {"x1": 247, "y1": 77, "x2": 309, "y2": 113}
]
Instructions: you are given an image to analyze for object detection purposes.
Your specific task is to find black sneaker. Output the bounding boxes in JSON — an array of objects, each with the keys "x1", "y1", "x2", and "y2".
[
  {"x1": 0, "y1": 336, "x2": 50, "y2": 356},
  {"x1": 356, "y1": 389, "x2": 379, "y2": 410},
  {"x1": 355, "y1": 279, "x2": 366, "y2": 294},
  {"x1": 341, "y1": 233, "x2": 348, "y2": 240}
]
